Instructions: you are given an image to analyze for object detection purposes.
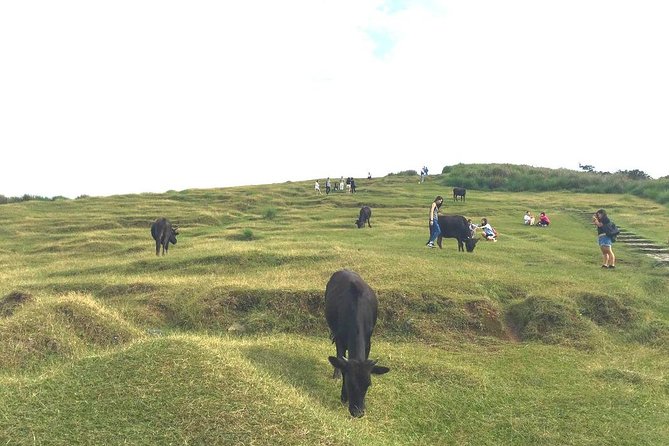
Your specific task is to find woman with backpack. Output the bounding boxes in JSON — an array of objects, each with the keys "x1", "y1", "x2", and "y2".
[{"x1": 592, "y1": 208, "x2": 616, "y2": 269}]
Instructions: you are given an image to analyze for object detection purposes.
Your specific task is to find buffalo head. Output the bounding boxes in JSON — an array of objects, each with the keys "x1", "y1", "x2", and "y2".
[
  {"x1": 328, "y1": 356, "x2": 390, "y2": 418},
  {"x1": 464, "y1": 237, "x2": 478, "y2": 252}
]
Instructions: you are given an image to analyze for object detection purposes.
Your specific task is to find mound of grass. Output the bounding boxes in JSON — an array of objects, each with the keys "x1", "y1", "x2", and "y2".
[
  {"x1": 0, "y1": 336, "x2": 356, "y2": 445},
  {"x1": 506, "y1": 296, "x2": 595, "y2": 348},
  {"x1": 147, "y1": 288, "x2": 326, "y2": 333},
  {"x1": 576, "y1": 292, "x2": 638, "y2": 327},
  {"x1": 0, "y1": 293, "x2": 143, "y2": 371},
  {"x1": 376, "y1": 293, "x2": 512, "y2": 342},
  {"x1": 626, "y1": 319, "x2": 669, "y2": 350}
]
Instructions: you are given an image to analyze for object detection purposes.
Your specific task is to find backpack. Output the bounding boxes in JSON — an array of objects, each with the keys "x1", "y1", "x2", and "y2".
[{"x1": 605, "y1": 221, "x2": 621, "y2": 242}]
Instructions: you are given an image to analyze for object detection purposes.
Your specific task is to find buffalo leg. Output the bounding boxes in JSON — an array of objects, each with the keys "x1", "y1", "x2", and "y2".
[
  {"x1": 341, "y1": 375, "x2": 348, "y2": 403},
  {"x1": 332, "y1": 339, "x2": 346, "y2": 379}
]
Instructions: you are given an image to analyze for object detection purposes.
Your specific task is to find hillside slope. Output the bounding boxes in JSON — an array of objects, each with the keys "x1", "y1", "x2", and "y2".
[{"x1": 1, "y1": 174, "x2": 668, "y2": 445}]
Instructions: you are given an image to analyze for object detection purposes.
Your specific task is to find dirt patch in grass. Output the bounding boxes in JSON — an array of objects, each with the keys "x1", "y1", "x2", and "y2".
[
  {"x1": 464, "y1": 299, "x2": 509, "y2": 339},
  {"x1": 0, "y1": 291, "x2": 34, "y2": 317}
]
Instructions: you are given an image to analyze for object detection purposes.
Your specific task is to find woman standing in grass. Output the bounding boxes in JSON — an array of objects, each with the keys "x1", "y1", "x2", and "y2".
[
  {"x1": 426, "y1": 196, "x2": 443, "y2": 248},
  {"x1": 593, "y1": 208, "x2": 616, "y2": 269}
]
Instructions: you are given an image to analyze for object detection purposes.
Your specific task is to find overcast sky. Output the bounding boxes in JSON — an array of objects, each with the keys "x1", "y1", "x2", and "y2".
[{"x1": 1, "y1": 1, "x2": 668, "y2": 198}]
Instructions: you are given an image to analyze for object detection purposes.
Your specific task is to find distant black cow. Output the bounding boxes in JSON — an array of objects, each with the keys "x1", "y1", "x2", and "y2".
[
  {"x1": 151, "y1": 217, "x2": 179, "y2": 256},
  {"x1": 437, "y1": 215, "x2": 478, "y2": 252},
  {"x1": 355, "y1": 206, "x2": 372, "y2": 228},
  {"x1": 453, "y1": 187, "x2": 466, "y2": 201},
  {"x1": 325, "y1": 270, "x2": 390, "y2": 417}
]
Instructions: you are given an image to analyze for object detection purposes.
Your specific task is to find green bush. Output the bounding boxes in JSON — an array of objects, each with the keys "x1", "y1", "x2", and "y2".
[
  {"x1": 389, "y1": 169, "x2": 418, "y2": 176},
  {"x1": 263, "y1": 207, "x2": 278, "y2": 219}
]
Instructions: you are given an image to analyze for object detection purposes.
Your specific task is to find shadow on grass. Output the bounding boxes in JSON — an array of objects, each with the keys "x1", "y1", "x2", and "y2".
[
  {"x1": 127, "y1": 253, "x2": 329, "y2": 274},
  {"x1": 241, "y1": 346, "x2": 337, "y2": 410}
]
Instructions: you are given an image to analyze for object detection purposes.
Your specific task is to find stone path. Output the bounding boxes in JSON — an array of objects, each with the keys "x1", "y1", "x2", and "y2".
[
  {"x1": 616, "y1": 231, "x2": 669, "y2": 265},
  {"x1": 575, "y1": 211, "x2": 669, "y2": 266}
]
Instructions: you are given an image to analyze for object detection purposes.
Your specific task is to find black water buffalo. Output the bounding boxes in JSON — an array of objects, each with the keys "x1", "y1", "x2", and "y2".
[
  {"x1": 325, "y1": 269, "x2": 390, "y2": 417},
  {"x1": 355, "y1": 206, "x2": 372, "y2": 228},
  {"x1": 437, "y1": 215, "x2": 478, "y2": 252},
  {"x1": 151, "y1": 217, "x2": 179, "y2": 256},
  {"x1": 453, "y1": 187, "x2": 466, "y2": 201}
]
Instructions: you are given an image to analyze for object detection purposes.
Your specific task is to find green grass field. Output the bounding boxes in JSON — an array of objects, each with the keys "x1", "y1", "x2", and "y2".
[{"x1": 1, "y1": 174, "x2": 668, "y2": 445}]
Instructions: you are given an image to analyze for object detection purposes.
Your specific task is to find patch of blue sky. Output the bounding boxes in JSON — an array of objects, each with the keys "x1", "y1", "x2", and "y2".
[
  {"x1": 365, "y1": 28, "x2": 396, "y2": 59},
  {"x1": 379, "y1": 0, "x2": 439, "y2": 15}
]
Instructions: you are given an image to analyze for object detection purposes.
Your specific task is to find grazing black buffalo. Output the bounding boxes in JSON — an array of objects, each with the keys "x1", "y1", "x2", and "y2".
[
  {"x1": 437, "y1": 215, "x2": 478, "y2": 252},
  {"x1": 452, "y1": 187, "x2": 466, "y2": 202},
  {"x1": 325, "y1": 269, "x2": 390, "y2": 417},
  {"x1": 355, "y1": 206, "x2": 372, "y2": 228},
  {"x1": 151, "y1": 217, "x2": 179, "y2": 256}
]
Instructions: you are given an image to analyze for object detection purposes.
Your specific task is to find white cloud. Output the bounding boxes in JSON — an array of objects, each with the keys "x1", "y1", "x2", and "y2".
[{"x1": 1, "y1": 1, "x2": 667, "y2": 197}]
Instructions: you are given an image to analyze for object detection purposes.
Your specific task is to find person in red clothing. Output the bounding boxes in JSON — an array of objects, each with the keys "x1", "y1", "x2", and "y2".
[{"x1": 537, "y1": 212, "x2": 551, "y2": 227}]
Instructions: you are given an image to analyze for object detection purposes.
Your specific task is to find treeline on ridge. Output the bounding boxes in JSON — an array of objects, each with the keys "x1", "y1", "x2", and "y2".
[{"x1": 440, "y1": 163, "x2": 669, "y2": 205}]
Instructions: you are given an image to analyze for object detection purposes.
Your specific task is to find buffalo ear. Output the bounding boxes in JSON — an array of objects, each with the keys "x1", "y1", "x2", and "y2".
[
  {"x1": 371, "y1": 365, "x2": 390, "y2": 375},
  {"x1": 329, "y1": 356, "x2": 348, "y2": 370},
  {"x1": 367, "y1": 359, "x2": 390, "y2": 375}
]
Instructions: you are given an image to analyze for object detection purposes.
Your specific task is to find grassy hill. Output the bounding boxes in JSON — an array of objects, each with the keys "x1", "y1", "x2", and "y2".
[{"x1": 1, "y1": 174, "x2": 668, "y2": 445}]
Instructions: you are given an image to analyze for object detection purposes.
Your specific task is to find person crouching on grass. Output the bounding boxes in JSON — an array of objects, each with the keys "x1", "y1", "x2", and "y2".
[{"x1": 480, "y1": 218, "x2": 497, "y2": 242}]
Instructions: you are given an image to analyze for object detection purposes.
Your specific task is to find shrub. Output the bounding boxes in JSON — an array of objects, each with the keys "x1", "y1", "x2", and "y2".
[
  {"x1": 263, "y1": 207, "x2": 278, "y2": 220},
  {"x1": 389, "y1": 170, "x2": 418, "y2": 176}
]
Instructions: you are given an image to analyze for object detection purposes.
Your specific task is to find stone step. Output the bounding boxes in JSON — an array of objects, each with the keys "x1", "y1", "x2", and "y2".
[
  {"x1": 637, "y1": 248, "x2": 669, "y2": 253},
  {"x1": 573, "y1": 210, "x2": 668, "y2": 266}
]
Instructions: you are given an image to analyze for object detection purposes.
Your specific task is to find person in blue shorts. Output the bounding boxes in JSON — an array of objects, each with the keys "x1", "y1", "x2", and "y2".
[{"x1": 592, "y1": 208, "x2": 616, "y2": 268}]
